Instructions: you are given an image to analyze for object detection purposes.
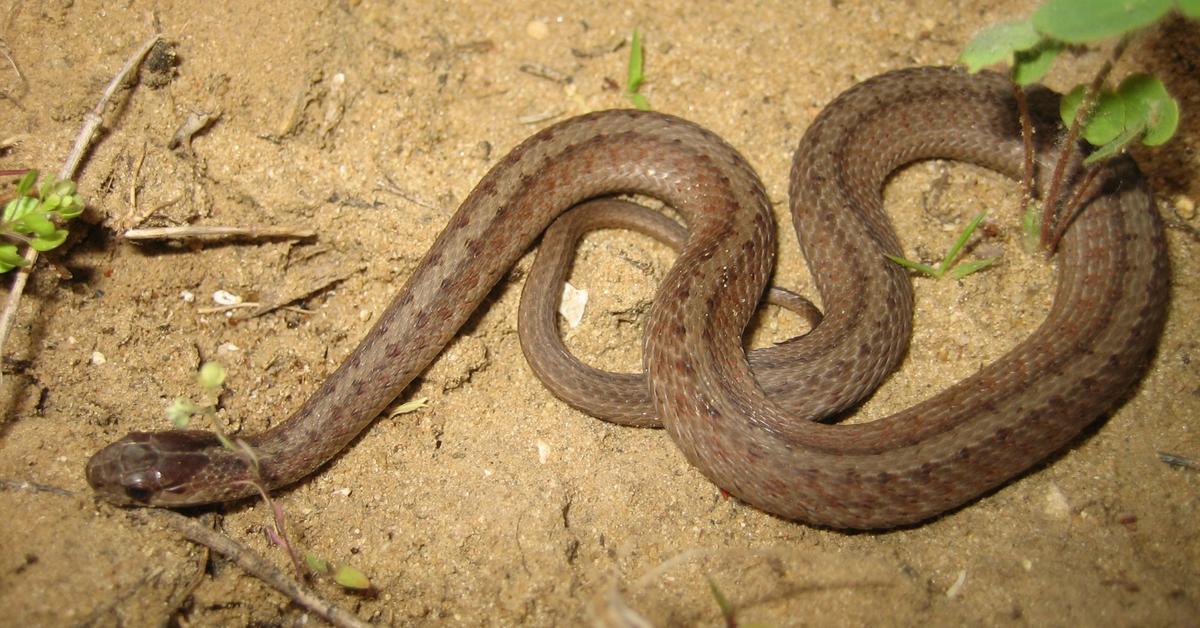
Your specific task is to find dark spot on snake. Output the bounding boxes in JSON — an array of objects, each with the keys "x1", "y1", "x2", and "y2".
[
  {"x1": 876, "y1": 471, "x2": 893, "y2": 485},
  {"x1": 918, "y1": 462, "x2": 935, "y2": 479},
  {"x1": 475, "y1": 178, "x2": 497, "y2": 198}
]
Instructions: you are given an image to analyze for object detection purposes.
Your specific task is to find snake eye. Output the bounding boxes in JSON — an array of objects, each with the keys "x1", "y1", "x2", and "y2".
[
  {"x1": 121, "y1": 469, "x2": 162, "y2": 504},
  {"x1": 123, "y1": 485, "x2": 153, "y2": 503}
]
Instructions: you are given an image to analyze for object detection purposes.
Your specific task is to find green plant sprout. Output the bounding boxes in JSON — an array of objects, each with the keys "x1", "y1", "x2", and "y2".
[
  {"x1": 170, "y1": 362, "x2": 373, "y2": 591},
  {"x1": 959, "y1": 0, "x2": 1193, "y2": 251},
  {"x1": 886, "y1": 211, "x2": 996, "y2": 280},
  {"x1": 626, "y1": 29, "x2": 650, "y2": 111},
  {"x1": 1, "y1": 170, "x2": 85, "y2": 272},
  {"x1": 304, "y1": 554, "x2": 372, "y2": 590}
]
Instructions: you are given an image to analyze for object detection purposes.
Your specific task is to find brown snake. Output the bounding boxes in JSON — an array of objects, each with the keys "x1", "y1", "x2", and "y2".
[{"x1": 86, "y1": 67, "x2": 1168, "y2": 529}]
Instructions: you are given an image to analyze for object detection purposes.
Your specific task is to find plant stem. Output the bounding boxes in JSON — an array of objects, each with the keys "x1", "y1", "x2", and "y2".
[
  {"x1": 1047, "y1": 167, "x2": 1102, "y2": 250},
  {"x1": 1012, "y1": 83, "x2": 1035, "y2": 211},
  {"x1": 1040, "y1": 34, "x2": 1129, "y2": 252}
]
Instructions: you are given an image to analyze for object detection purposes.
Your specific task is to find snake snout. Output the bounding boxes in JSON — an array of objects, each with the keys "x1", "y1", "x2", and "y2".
[{"x1": 85, "y1": 430, "x2": 223, "y2": 506}]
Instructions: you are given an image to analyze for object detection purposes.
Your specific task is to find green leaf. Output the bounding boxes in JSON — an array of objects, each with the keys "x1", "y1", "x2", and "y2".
[
  {"x1": 959, "y1": 20, "x2": 1041, "y2": 72},
  {"x1": 50, "y1": 179, "x2": 76, "y2": 197},
  {"x1": 304, "y1": 553, "x2": 331, "y2": 575},
  {"x1": 30, "y1": 229, "x2": 68, "y2": 251},
  {"x1": 5, "y1": 196, "x2": 38, "y2": 222},
  {"x1": 0, "y1": 244, "x2": 28, "y2": 270},
  {"x1": 625, "y1": 29, "x2": 650, "y2": 110},
  {"x1": 628, "y1": 92, "x2": 651, "y2": 111},
  {"x1": 15, "y1": 170, "x2": 37, "y2": 197},
  {"x1": 1117, "y1": 73, "x2": 1179, "y2": 146},
  {"x1": 1062, "y1": 86, "x2": 1127, "y2": 145},
  {"x1": 18, "y1": 212, "x2": 58, "y2": 238},
  {"x1": 1083, "y1": 122, "x2": 1146, "y2": 164},
  {"x1": 333, "y1": 565, "x2": 371, "y2": 590},
  {"x1": 1180, "y1": 0, "x2": 1200, "y2": 18},
  {"x1": 949, "y1": 258, "x2": 996, "y2": 280},
  {"x1": 937, "y1": 210, "x2": 989, "y2": 276},
  {"x1": 885, "y1": 254, "x2": 939, "y2": 277},
  {"x1": 1011, "y1": 40, "x2": 1062, "y2": 85},
  {"x1": 1022, "y1": 202, "x2": 1042, "y2": 253},
  {"x1": 54, "y1": 195, "x2": 85, "y2": 219},
  {"x1": 627, "y1": 29, "x2": 645, "y2": 93},
  {"x1": 1033, "y1": 0, "x2": 1173, "y2": 43}
]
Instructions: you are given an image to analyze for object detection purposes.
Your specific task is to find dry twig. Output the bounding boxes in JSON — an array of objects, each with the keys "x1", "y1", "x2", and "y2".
[
  {"x1": 0, "y1": 34, "x2": 161, "y2": 372},
  {"x1": 139, "y1": 510, "x2": 372, "y2": 628},
  {"x1": 0, "y1": 478, "x2": 370, "y2": 627},
  {"x1": 124, "y1": 225, "x2": 316, "y2": 241}
]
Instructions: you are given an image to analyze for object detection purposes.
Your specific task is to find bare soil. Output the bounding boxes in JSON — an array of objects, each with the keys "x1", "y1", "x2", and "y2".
[{"x1": 1, "y1": 1, "x2": 1197, "y2": 625}]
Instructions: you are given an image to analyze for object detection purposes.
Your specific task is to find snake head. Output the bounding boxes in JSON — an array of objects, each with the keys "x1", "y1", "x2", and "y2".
[{"x1": 85, "y1": 431, "x2": 224, "y2": 506}]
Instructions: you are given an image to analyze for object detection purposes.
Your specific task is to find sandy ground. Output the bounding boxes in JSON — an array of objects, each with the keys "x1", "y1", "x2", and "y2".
[{"x1": 0, "y1": 0, "x2": 1197, "y2": 625}]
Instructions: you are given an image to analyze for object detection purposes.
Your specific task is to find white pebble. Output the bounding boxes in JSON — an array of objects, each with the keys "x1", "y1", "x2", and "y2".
[
  {"x1": 559, "y1": 282, "x2": 588, "y2": 328},
  {"x1": 1043, "y1": 483, "x2": 1072, "y2": 519},
  {"x1": 212, "y1": 290, "x2": 242, "y2": 305}
]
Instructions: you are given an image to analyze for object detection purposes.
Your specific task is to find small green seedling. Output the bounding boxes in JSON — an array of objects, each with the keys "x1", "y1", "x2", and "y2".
[
  {"x1": 1, "y1": 170, "x2": 85, "y2": 272},
  {"x1": 305, "y1": 554, "x2": 373, "y2": 591},
  {"x1": 886, "y1": 211, "x2": 995, "y2": 280},
  {"x1": 171, "y1": 361, "x2": 372, "y2": 590},
  {"x1": 626, "y1": 29, "x2": 650, "y2": 111}
]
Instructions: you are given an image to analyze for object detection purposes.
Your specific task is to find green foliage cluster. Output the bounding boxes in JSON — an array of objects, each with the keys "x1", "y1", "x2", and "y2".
[
  {"x1": 894, "y1": 0, "x2": 1192, "y2": 279},
  {"x1": 961, "y1": 0, "x2": 1190, "y2": 159},
  {"x1": 1, "y1": 170, "x2": 85, "y2": 272}
]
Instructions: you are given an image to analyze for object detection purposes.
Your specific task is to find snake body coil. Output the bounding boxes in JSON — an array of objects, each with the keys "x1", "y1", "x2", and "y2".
[{"x1": 86, "y1": 67, "x2": 1168, "y2": 529}]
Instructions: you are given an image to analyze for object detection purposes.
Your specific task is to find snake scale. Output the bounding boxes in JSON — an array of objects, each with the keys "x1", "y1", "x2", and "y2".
[{"x1": 86, "y1": 67, "x2": 1168, "y2": 529}]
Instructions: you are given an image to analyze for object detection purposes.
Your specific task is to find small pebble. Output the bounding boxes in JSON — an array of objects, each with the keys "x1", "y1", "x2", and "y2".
[
  {"x1": 559, "y1": 282, "x2": 588, "y2": 328},
  {"x1": 1174, "y1": 194, "x2": 1195, "y2": 220},
  {"x1": 536, "y1": 440, "x2": 551, "y2": 464},
  {"x1": 212, "y1": 290, "x2": 242, "y2": 305},
  {"x1": 1043, "y1": 483, "x2": 1071, "y2": 520},
  {"x1": 180, "y1": 290, "x2": 195, "y2": 303},
  {"x1": 526, "y1": 20, "x2": 549, "y2": 39},
  {"x1": 946, "y1": 570, "x2": 967, "y2": 598},
  {"x1": 90, "y1": 351, "x2": 106, "y2": 365}
]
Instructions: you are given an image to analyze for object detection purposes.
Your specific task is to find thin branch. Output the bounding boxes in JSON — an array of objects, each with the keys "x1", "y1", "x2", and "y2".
[
  {"x1": 59, "y1": 34, "x2": 162, "y2": 182},
  {"x1": 1, "y1": 476, "x2": 374, "y2": 628},
  {"x1": 124, "y1": 225, "x2": 316, "y2": 241},
  {"x1": 0, "y1": 478, "x2": 74, "y2": 497},
  {"x1": 0, "y1": 34, "x2": 161, "y2": 377}
]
